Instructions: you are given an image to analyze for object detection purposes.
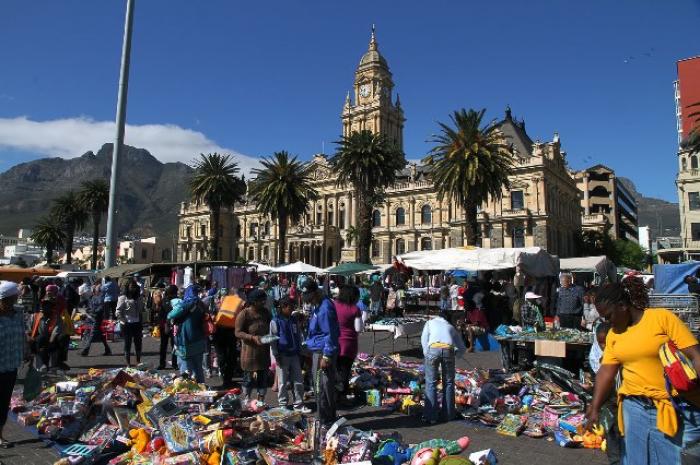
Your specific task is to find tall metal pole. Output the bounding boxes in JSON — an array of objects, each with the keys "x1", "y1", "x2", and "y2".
[{"x1": 105, "y1": 0, "x2": 135, "y2": 269}]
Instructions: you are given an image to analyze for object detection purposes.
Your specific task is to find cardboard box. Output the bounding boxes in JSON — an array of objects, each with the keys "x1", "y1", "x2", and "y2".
[{"x1": 534, "y1": 340, "x2": 566, "y2": 358}]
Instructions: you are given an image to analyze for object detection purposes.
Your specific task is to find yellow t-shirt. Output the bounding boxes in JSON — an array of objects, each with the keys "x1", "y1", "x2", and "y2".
[{"x1": 601, "y1": 307, "x2": 700, "y2": 436}]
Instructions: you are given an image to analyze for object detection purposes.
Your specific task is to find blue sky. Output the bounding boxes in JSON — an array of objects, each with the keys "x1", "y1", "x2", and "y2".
[{"x1": 1, "y1": 0, "x2": 699, "y2": 201}]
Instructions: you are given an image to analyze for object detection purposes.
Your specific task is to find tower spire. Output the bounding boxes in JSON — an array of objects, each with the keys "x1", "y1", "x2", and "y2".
[{"x1": 369, "y1": 24, "x2": 377, "y2": 51}]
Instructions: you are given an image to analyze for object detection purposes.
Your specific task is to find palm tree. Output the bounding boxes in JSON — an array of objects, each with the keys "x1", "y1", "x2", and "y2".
[
  {"x1": 331, "y1": 130, "x2": 406, "y2": 264},
  {"x1": 78, "y1": 179, "x2": 110, "y2": 270},
  {"x1": 423, "y1": 108, "x2": 514, "y2": 246},
  {"x1": 190, "y1": 153, "x2": 246, "y2": 260},
  {"x1": 248, "y1": 151, "x2": 318, "y2": 265},
  {"x1": 31, "y1": 217, "x2": 66, "y2": 264},
  {"x1": 51, "y1": 191, "x2": 88, "y2": 264}
]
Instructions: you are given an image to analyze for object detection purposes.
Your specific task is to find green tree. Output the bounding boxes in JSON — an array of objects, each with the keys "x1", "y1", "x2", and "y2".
[
  {"x1": 248, "y1": 151, "x2": 318, "y2": 265},
  {"x1": 612, "y1": 239, "x2": 647, "y2": 270},
  {"x1": 574, "y1": 228, "x2": 615, "y2": 257},
  {"x1": 330, "y1": 130, "x2": 406, "y2": 264},
  {"x1": 78, "y1": 179, "x2": 110, "y2": 270},
  {"x1": 423, "y1": 108, "x2": 514, "y2": 245},
  {"x1": 31, "y1": 216, "x2": 66, "y2": 264},
  {"x1": 51, "y1": 191, "x2": 87, "y2": 264},
  {"x1": 190, "y1": 153, "x2": 246, "y2": 260}
]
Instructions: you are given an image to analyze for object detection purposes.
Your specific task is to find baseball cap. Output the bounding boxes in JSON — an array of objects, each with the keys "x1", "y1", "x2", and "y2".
[{"x1": 525, "y1": 291, "x2": 541, "y2": 300}]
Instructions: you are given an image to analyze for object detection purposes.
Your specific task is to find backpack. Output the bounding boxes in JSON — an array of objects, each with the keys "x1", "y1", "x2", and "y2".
[{"x1": 659, "y1": 341, "x2": 699, "y2": 405}]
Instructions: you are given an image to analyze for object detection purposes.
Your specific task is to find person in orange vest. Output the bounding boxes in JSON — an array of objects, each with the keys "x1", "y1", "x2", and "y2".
[{"x1": 30, "y1": 297, "x2": 60, "y2": 371}]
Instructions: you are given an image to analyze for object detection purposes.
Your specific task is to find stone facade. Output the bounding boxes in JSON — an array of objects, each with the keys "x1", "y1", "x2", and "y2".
[
  {"x1": 177, "y1": 31, "x2": 582, "y2": 265},
  {"x1": 663, "y1": 147, "x2": 700, "y2": 262}
]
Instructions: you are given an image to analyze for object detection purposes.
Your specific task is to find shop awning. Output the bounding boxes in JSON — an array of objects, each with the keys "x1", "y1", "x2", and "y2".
[
  {"x1": 324, "y1": 262, "x2": 376, "y2": 276},
  {"x1": 270, "y1": 261, "x2": 325, "y2": 274}
]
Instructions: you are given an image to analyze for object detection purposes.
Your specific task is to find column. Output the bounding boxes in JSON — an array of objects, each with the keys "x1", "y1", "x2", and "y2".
[
  {"x1": 344, "y1": 194, "x2": 351, "y2": 231},
  {"x1": 351, "y1": 193, "x2": 358, "y2": 227},
  {"x1": 583, "y1": 175, "x2": 590, "y2": 215}
]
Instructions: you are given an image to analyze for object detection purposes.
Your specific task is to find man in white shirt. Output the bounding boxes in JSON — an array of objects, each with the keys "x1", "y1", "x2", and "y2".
[
  {"x1": 421, "y1": 311, "x2": 466, "y2": 424},
  {"x1": 78, "y1": 280, "x2": 91, "y2": 309}
]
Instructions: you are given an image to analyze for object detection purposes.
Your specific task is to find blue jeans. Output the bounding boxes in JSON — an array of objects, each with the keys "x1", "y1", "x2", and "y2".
[
  {"x1": 622, "y1": 397, "x2": 700, "y2": 464},
  {"x1": 424, "y1": 347, "x2": 456, "y2": 423},
  {"x1": 440, "y1": 298, "x2": 450, "y2": 311},
  {"x1": 177, "y1": 353, "x2": 205, "y2": 383}
]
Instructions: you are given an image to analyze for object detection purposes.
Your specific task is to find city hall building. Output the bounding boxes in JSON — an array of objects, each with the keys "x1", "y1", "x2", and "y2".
[{"x1": 177, "y1": 31, "x2": 582, "y2": 266}]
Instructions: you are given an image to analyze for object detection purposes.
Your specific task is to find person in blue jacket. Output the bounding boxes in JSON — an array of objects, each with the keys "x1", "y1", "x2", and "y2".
[
  {"x1": 168, "y1": 284, "x2": 207, "y2": 383},
  {"x1": 101, "y1": 277, "x2": 119, "y2": 319},
  {"x1": 302, "y1": 278, "x2": 340, "y2": 424}
]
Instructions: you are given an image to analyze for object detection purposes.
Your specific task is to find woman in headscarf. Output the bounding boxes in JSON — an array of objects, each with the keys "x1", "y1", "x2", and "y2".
[{"x1": 168, "y1": 285, "x2": 207, "y2": 382}]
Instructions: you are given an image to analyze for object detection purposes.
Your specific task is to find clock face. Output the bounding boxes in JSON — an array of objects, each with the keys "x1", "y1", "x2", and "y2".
[{"x1": 359, "y1": 84, "x2": 371, "y2": 98}]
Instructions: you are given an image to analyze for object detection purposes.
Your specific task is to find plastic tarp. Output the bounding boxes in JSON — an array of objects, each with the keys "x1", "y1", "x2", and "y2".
[
  {"x1": 250, "y1": 262, "x2": 273, "y2": 272},
  {"x1": 653, "y1": 262, "x2": 700, "y2": 294},
  {"x1": 324, "y1": 262, "x2": 376, "y2": 276},
  {"x1": 559, "y1": 256, "x2": 617, "y2": 282},
  {"x1": 397, "y1": 247, "x2": 559, "y2": 277},
  {"x1": 270, "y1": 261, "x2": 325, "y2": 274}
]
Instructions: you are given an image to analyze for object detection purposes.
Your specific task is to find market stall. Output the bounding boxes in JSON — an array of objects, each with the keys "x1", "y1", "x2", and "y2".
[
  {"x1": 270, "y1": 261, "x2": 324, "y2": 274},
  {"x1": 559, "y1": 255, "x2": 617, "y2": 285},
  {"x1": 367, "y1": 315, "x2": 432, "y2": 353},
  {"x1": 495, "y1": 328, "x2": 593, "y2": 372}
]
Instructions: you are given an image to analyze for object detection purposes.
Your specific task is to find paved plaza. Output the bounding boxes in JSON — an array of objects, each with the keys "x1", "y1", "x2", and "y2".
[{"x1": 0, "y1": 332, "x2": 607, "y2": 465}]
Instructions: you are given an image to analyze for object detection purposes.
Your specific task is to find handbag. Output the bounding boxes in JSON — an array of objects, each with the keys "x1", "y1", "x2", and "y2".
[{"x1": 659, "y1": 341, "x2": 699, "y2": 404}]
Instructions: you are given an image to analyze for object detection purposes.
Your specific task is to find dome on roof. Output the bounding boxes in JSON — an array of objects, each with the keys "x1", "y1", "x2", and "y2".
[{"x1": 359, "y1": 27, "x2": 388, "y2": 69}]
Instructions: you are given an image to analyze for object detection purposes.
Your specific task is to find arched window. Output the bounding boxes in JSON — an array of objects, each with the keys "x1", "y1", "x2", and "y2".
[
  {"x1": 421, "y1": 205, "x2": 432, "y2": 224},
  {"x1": 372, "y1": 210, "x2": 381, "y2": 227},
  {"x1": 682, "y1": 157, "x2": 688, "y2": 171},
  {"x1": 421, "y1": 237, "x2": 432, "y2": 251},
  {"x1": 371, "y1": 240, "x2": 381, "y2": 257},
  {"x1": 590, "y1": 186, "x2": 610, "y2": 198},
  {"x1": 395, "y1": 207, "x2": 406, "y2": 226},
  {"x1": 396, "y1": 238, "x2": 406, "y2": 255},
  {"x1": 693, "y1": 155, "x2": 699, "y2": 170}
]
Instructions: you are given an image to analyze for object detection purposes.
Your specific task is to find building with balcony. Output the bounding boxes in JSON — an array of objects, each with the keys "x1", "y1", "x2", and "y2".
[
  {"x1": 573, "y1": 165, "x2": 639, "y2": 242},
  {"x1": 177, "y1": 30, "x2": 582, "y2": 265}
]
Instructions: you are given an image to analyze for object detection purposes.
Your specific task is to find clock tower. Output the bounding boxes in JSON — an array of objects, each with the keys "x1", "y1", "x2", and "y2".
[{"x1": 341, "y1": 27, "x2": 405, "y2": 150}]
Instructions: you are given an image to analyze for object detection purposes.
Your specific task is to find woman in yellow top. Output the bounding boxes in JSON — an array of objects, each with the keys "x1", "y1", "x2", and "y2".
[{"x1": 586, "y1": 277, "x2": 700, "y2": 464}]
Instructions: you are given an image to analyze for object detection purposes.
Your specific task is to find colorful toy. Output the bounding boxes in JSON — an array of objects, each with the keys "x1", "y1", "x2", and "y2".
[
  {"x1": 410, "y1": 448, "x2": 443, "y2": 465},
  {"x1": 409, "y1": 437, "x2": 470, "y2": 458},
  {"x1": 375, "y1": 439, "x2": 412, "y2": 465},
  {"x1": 128, "y1": 428, "x2": 150, "y2": 454}
]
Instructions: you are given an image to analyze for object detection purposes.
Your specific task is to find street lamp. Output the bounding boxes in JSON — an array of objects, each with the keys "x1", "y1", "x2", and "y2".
[{"x1": 105, "y1": 0, "x2": 136, "y2": 268}]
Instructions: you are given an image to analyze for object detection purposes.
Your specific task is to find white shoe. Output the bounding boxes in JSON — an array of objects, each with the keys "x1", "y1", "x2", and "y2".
[{"x1": 294, "y1": 405, "x2": 312, "y2": 414}]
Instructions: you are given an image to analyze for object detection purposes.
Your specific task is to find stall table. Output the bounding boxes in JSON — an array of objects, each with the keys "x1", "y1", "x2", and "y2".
[
  {"x1": 496, "y1": 335, "x2": 592, "y2": 372},
  {"x1": 367, "y1": 316, "x2": 430, "y2": 353}
]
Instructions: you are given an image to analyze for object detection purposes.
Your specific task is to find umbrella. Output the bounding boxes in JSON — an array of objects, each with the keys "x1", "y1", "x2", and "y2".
[
  {"x1": 270, "y1": 261, "x2": 325, "y2": 274},
  {"x1": 250, "y1": 262, "x2": 273, "y2": 272},
  {"x1": 324, "y1": 262, "x2": 376, "y2": 276}
]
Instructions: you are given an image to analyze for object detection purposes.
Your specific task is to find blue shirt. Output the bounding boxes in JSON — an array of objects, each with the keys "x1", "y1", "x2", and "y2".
[
  {"x1": 101, "y1": 281, "x2": 119, "y2": 302},
  {"x1": 305, "y1": 297, "x2": 340, "y2": 357},
  {"x1": 0, "y1": 305, "x2": 25, "y2": 372},
  {"x1": 421, "y1": 316, "x2": 466, "y2": 356}
]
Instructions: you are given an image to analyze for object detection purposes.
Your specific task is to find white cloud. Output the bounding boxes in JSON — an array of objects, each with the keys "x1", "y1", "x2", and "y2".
[{"x1": 0, "y1": 116, "x2": 260, "y2": 174}]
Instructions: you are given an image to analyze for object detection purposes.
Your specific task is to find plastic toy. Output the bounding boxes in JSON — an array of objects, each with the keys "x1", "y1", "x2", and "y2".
[
  {"x1": 128, "y1": 428, "x2": 150, "y2": 454},
  {"x1": 375, "y1": 439, "x2": 413, "y2": 465},
  {"x1": 409, "y1": 437, "x2": 470, "y2": 457},
  {"x1": 410, "y1": 448, "x2": 443, "y2": 465}
]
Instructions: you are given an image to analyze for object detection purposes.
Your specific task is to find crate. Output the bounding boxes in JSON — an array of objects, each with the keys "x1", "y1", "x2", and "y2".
[{"x1": 648, "y1": 294, "x2": 700, "y2": 334}]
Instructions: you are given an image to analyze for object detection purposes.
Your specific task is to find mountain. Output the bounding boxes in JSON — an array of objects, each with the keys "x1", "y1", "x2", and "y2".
[
  {"x1": 619, "y1": 177, "x2": 680, "y2": 238},
  {"x1": 0, "y1": 144, "x2": 194, "y2": 238}
]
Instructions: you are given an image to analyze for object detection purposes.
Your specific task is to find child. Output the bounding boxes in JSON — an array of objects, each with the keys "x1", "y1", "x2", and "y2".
[
  {"x1": 461, "y1": 292, "x2": 489, "y2": 352},
  {"x1": 270, "y1": 296, "x2": 309, "y2": 412},
  {"x1": 30, "y1": 298, "x2": 60, "y2": 371}
]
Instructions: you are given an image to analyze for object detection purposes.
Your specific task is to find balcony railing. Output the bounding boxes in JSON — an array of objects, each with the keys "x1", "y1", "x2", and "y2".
[{"x1": 501, "y1": 208, "x2": 530, "y2": 218}]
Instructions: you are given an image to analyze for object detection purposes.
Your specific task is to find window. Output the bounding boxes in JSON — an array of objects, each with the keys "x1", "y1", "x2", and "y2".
[
  {"x1": 690, "y1": 193, "x2": 700, "y2": 211},
  {"x1": 263, "y1": 246, "x2": 269, "y2": 259},
  {"x1": 692, "y1": 223, "x2": 700, "y2": 241},
  {"x1": 590, "y1": 186, "x2": 611, "y2": 198},
  {"x1": 186, "y1": 226, "x2": 192, "y2": 237},
  {"x1": 694, "y1": 156, "x2": 699, "y2": 170},
  {"x1": 371, "y1": 240, "x2": 380, "y2": 257},
  {"x1": 316, "y1": 211, "x2": 323, "y2": 225},
  {"x1": 339, "y1": 211, "x2": 345, "y2": 229},
  {"x1": 683, "y1": 157, "x2": 688, "y2": 171},
  {"x1": 372, "y1": 210, "x2": 381, "y2": 227},
  {"x1": 141, "y1": 249, "x2": 147, "y2": 259},
  {"x1": 512, "y1": 227, "x2": 525, "y2": 248},
  {"x1": 421, "y1": 237, "x2": 432, "y2": 250},
  {"x1": 264, "y1": 221, "x2": 270, "y2": 237},
  {"x1": 249, "y1": 222, "x2": 257, "y2": 238},
  {"x1": 395, "y1": 207, "x2": 406, "y2": 226},
  {"x1": 248, "y1": 247, "x2": 255, "y2": 260},
  {"x1": 327, "y1": 211, "x2": 334, "y2": 226},
  {"x1": 421, "y1": 205, "x2": 432, "y2": 224},
  {"x1": 200, "y1": 224, "x2": 207, "y2": 237},
  {"x1": 510, "y1": 190, "x2": 524, "y2": 210},
  {"x1": 396, "y1": 238, "x2": 406, "y2": 255},
  {"x1": 235, "y1": 224, "x2": 241, "y2": 238}
]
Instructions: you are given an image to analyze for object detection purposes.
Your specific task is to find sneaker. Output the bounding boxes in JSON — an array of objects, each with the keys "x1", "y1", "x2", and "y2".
[{"x1": 294, "y1": 405, "x2": 312, "y2": 414}]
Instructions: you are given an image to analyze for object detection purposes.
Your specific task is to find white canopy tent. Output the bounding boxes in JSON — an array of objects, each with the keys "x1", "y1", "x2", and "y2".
[
  {"x1": 397, "y1": 247, "x2": 559, "y2": 277},
  {"x1": 270, "y1": 261, "x2": 325, "y2": 274},
  {"x1": 559, "y1": 255, "x2": 617, "y2": 282},
  {"x1": 249, "y1": 262, "x2": 273, "y2": 272}
]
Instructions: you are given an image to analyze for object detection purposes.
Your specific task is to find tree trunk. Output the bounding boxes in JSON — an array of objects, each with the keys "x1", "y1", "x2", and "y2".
[
  {"x1": 91, "y1": 211, "x2": 101, "y2": 270},
  {"x1": 46, "y1": 244, "x2": 53, "y2": 264},
  {"x1": 211, "y1": 206, "x2": 220, "y2": 261},
  {"x1": 464, "y1": 198, "x2": 479, "y2": 246},
  {"x1": 278, "y1": 211, "x2": 288, "y2": 266},
  {"x1": 357, "y1": 189, "x2": 373, "y2": 264},
  {"x1": 65, "y1": 223, "x2": 74, "y2": 264}
]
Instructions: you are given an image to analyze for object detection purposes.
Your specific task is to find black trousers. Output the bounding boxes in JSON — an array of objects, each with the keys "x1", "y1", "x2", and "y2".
[
  {"x1": 337, "y1": 355, "x2": 354, "y2": 394},
  {"x1": 123, "y1": 322, "x2": 143, "y2": 361},
  {"x1": 312, "y1": 353, "x2": 337, "y2": 425},
  {"x1": 214, "y1": 327, "x2": 237, "y2": 384},
  {"x1": 159, "y1": 326, "x2": 177, "y2": 368},
  {"x1": 0, "y1": 370, "x2": 18, "y2": 427},
  {"x1": 558, "y1": 314, "x2": 581, "y2": 329},
  {"x1": 82, "y1": 317, "x2": 109, "y2": 355}
]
